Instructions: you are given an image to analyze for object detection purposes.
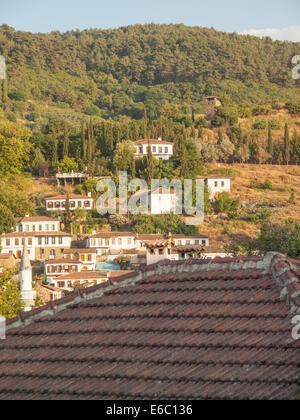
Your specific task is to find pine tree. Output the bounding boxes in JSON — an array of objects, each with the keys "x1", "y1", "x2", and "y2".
[
  {"x1": 284, "y1": 123, "x2": 290, "y2": 165},
  {"x1": 143, "y1": 107, "x2": 148, "y2": 139},
  {"x1": 131, "y1": 155, "x2": 136, "y2": 178},
  {"x1": 63, "y1": 121, "x2": 69, "y2": 158}
]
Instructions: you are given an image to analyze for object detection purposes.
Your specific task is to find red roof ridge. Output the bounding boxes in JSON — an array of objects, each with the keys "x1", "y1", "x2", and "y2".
[{"x1": 5, "y1": 252, "x2": 300, "y2": 332}]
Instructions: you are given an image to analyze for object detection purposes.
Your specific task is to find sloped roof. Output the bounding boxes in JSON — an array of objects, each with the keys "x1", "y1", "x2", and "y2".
[
  {"x1": 46, "y1": 195, "x2": 93, "y2": 200},
  {"x1": 134, "y1": 139, "x2": 173, "y2": 145},
  {"x1": 15, "y1": 216, "x2": 60, "y2": 223},
  {"x1": 1, "y1": 253, "x2": 300, "y2": 400}
]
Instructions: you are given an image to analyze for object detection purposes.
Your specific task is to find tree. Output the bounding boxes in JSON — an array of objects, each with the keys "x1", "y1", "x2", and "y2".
[
  {"x1": 113, "y1": 140, "x2": 135, "y2": 172},
  {"x1": 0, "y1": 121, "x2": 32, "y2": 176},
  {"x1": 213, "y1": 192, "x2": 240, "y2": 214},
  {"x1": 114, "y1": 256, "x2": 131, "y2": 270},
  {"x1": 0, "y1": 269, "x2": 24, "y2": 319},
  {"x1": 64, "y1": 194, "x2": 72, "y2": 233},
  {"x1": 267, "y1": 124, "x2": 274, "y2": 159},
  {"x1": 254, "y1": 219, "x2": 300, "y2": 259},
  {"x1": 31, "y1": 148, "x2": 45, "y2": 175},
  {"x1": 60, "y1": 156, "x2": 79, "y2": 173},
  {"x1": 146, "y1": 138, "x2": 153, "y2": 185},
  {"x1": 284, "y1": 123, "x2": 290, "y2": 165},
  {"x1": 0, "y1": 204, "x2": 16, "y2": 235},
  {"x1": 63, "y1": 121, "x2": 70, "y2": 158}
]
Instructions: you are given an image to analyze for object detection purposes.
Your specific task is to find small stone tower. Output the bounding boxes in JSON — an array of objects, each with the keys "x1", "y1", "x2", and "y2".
[
  {"x1": 205, "y1": 96, "x2": 221, "y2": 120},
  {"x1": 20, "y1": 244, "x2": 36, "y2": 312}
]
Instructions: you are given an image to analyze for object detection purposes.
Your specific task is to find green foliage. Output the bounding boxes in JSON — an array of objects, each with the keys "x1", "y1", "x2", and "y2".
[
  {"x1": 264, "y1": 179, "x2": 273, "y2": 190},
  {"x1": 131, "y1": 214, "x2": 199, "y2": 235},
  {"x1": 0, "y1": 120, "x2": 32, "y2": 176},
  {"x1": 254, "y1": 219, "x2": 300, "y2": 259},
  {"x1": 0, "y1": 204, "x2": 16, "y2": 234},
  {"x1": 59, "y1": 156, "x2": 79, "y2": 173},
  {"x1": 0, "y1": 269, "x2": 24, "y2": 319},
  {"x1": 113, "y1": 256, "x2": 131, "y2": 270},
  {"x1": 213, "y1": 192, "x2": 240, "y2": 214}
]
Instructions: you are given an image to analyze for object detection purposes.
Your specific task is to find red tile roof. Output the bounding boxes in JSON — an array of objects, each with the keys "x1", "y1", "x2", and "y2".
[
  {"x1": 134, "y1": 139, "x2": 173, "y2": 145},
  {"x1": 46, "y1": 195, "x2": 93, "y2": 200},
  {"x1": 15, "y1": 216, "x2": 60, "y2": 223},
  {"x1": 1, "y1": 253, "x2": 300, "y2": 400}
]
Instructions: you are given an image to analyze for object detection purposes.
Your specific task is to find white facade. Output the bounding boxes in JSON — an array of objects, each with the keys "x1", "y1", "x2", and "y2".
[
  {"x1": 0, "y1": 233, "x2": 72, "y2": 261},
  {"x1": 206, "y1": 178, "x2": 231, "y2": 199},
  {"x1": 16, "y1": 216, "x2": 60, "y2": 233},
  {"x1": 87, "y1": 233, "x2": 136, "y2": 256},
  {"x1": 46, "y1": 194, "x2": 94, "y2": 212},
  {"x1": 134, "y1": 140, "x2": 174, "y2": 161},
  {"x1": 150, "y1": 190, "x2": 180, "y2": 215}
]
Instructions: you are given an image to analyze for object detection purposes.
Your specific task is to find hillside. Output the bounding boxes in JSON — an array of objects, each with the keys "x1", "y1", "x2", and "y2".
[{"x1": 0, "y1": 23, "x2": 300, "y2": 122}]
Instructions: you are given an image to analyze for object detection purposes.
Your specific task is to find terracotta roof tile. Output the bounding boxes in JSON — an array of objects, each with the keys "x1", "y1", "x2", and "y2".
[{"x1": 0, "y1": 253, "x2": 299, "y2": 400}]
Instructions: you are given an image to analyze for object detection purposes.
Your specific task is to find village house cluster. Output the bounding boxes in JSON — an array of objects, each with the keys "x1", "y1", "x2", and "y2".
[{"x1": 0, "y1": 142, "x2": 231, "y2": 311}]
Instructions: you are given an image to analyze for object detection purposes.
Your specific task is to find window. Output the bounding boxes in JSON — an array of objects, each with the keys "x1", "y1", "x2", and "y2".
[
  {"x1": 45, "y1": 237, "x2": 49, "y2": 245},
  {"x1": 52, "y1": 224, "x2": 55, "y2": 231},
  {"x1": 152, "y1": 147, "x2": 156, "y2": 153},
  {"x1": 41, "y1": 248, "x2": 45, "y2": 255},
  {"x1": 98, "y1": 239, "x2": 103, "y2": 246},
  {"x1": 48, "y1": 202, "x2": 53, "y2": 209},
  {"x1": 221, "y1": 181, "x2": 225, "y2": 187},
  {"x1": 25, "y1": 225, "x2": 29, "y2": 232},
  {"x1": 58, "y1": 281, "x2": 65, "y2": 289},
  {"x1": 195, "y1": 240, "x2": 199, "y2": 245},
  {"x1": 127, "y1": 238, "x2": 132, "y2": 245},
  {"x1": 150, "y1": 249, "x2": 155, "y2": 255},
  {"x1": 202, "y1": 240, "x2": 206, "y2": 245},
  {"x1": 32, "y1": 225, "x2": 36, "y2": 232},
  {"x1": 84, "y1": 201, "x2": 90, "y2": 208},
  {"x1": 38, "y1": 237, "x2": 42, "y2": 245},
  {"x1": 39, "y1": 225, "x2": 42, "y2": 231},
  {"x1": 15, "y1": 238, "x2": 19, "y2": 246},
  {"x1": 139, "y1": 147, "x2": 143, "y2": 154},
  {"x1": 214, "y1": 181, "x2": 218, "y2": 187},
  {"x1": 46, "y1": 224, "x2": 49, "y2": 231},
  {"x1": 55, "y1": 202, "x2": 60, "y2": 209},
  {"x1": 105, "y1": 240, "x2": 109, "y2": 246},
  {"x1": 118, "y1": 238, "x2": 122, "y2": 245},
  {"x1": 22, "y1": 239, "x2": 25, "y2": 246},
  {"x1": 67, "y1": 282, "x2": 72, "y2": 288},
  {"x1": 112, "y1": 238, "x2": 116, "y2": 245},
  {"x1": 50, "y1": 249, "x2": 56, "y2": 257},
  {"x1": 159, "y1": 147, "x2": 163, "y2": 153},
  {"x1": 52, "y1": 237, "x2": 56, "y2": 245},
  {"x1": 59, "y1": 237, "x2": 63, "y2": 245},
  {"x1": 88, "y1": 255, "x2": 92, "y2": 261},
  {"x1": 159, "y1": 249, "x2": 164, "y2": 255},
  {"x1": 61, "y1": 202, "x2": 66, "y2": 208},
  {"x1": 70, "y1": 201, "x2": 76, "y2": 208},
  {"x1": 28, "y1": 238, "x2": 32, "y2": 246},
  {"x1": 6, "y1": 239, "x2": 10, "y2": 246}
]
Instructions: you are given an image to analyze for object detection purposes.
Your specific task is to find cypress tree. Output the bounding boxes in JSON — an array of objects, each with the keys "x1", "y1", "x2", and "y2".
[
  {"x1": 267, "y1": 124, "x2": 274, "y2": 162},
  {"x1": 146, "y1": 138, "x2": 153, "y2": 185},
  {"x1": 63, "y1": 121, "x2": 69, "y2": 158},
  {"x1": 64, "y1": 194, "x2": 72, "y2": 234},
  {"x1": 284, "y1": 123, "x2": 290, "y2": 165},
  {"x1": 51, "y1": 132, "x2": 58, "y2": 165},
  {"x1": 80, "y1": 121, "x2": 86, "y2": 161}
]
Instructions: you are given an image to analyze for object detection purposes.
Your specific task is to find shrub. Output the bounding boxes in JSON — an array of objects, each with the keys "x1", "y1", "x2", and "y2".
[{"x1": 264, "y1": 180, "x2": 273, "y2": 190}]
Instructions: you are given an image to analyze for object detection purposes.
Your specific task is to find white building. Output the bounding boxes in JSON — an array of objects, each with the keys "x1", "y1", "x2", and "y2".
[
  {"x1": 45, "y1": 249, "x2": 97, "y2": 284},
  {"x1": 86, "y1": 232, "x2": 136, "y2": 256},
  {"x1": 205, "y1": 177, "x2": 231, "y2": 199},
  {"x1": 150, "y1": 187, "x2": 181, "y2": 215},
  {"x1": 134, "y1": 139, "x2": 174, "y2": 161},
  {"x1": 15, "y1": 215, "x2": 61, "y2": 233},
  {"x1": 0, "y1": 232, "x2": 72, "y2": 261},
  {"x1": 20, "y1": 245, "x2": 36, "y2": 312},
  {"x1": 46, "y1": 194, "x2": 94, "y2": 212}
]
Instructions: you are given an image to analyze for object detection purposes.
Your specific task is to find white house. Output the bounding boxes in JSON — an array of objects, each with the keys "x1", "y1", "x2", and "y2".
[
  {"x1": 150, "y1": 187, "x2": 181, "y2": 215},
  {"x1": 134, "y1": 139, "x2": 174, "y2": 160},
  {"x1": 45, "y1": 249, "x2": 97, "y2": 284},
  {"x1": 15, "y1": 215, "x2": 61, "y2": 233},
  {"x1": 46, "y1": 194, "x2": 94, "y2": 212},
  {"x1": 205, "y1": 177, "x2": 231, "y2": 199},
  {"x1": 0, "y1": 232, "x2": 72, "y2": 261},
  {"x1": 86, "y1": 232, "x2": 136, "y2": 256}
]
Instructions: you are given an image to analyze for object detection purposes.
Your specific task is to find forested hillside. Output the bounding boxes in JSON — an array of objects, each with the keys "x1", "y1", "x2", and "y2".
[{"x1": 0, "y1": 23, "x2": 300, "y2": 119}]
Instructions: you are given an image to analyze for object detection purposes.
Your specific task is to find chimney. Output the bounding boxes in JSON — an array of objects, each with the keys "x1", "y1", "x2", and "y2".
[
  {"x1": 25, "y1": 214, "x2": 30, "y2": 218},
  {"x1": 158, "y1": 137, "x2": 162, "y2": 141},
  {"x1": 87, "y1": 192, "x2": 92, "y2": 198}
]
